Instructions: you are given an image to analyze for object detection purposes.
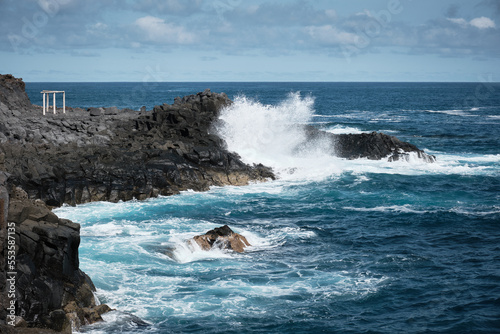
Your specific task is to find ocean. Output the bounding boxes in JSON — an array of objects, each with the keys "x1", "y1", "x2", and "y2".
[{"x1": 26, "y1": 82, "x2": 500, "y2": 333}]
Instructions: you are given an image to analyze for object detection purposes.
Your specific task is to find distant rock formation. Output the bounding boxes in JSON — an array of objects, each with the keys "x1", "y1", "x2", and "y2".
[{"x1": 193, "y1": 225, "x2": 250, "y2": 253}]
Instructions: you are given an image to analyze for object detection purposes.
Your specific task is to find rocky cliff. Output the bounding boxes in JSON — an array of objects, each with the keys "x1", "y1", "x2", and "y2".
[
  {"x1": 0, "y1": 74, "x2": 435, "y2": 206},
  {"x1": 0, "y1": 86, "x2": 274, "y2": 206},
  {"x1": 1, "y1": 176, "x2": 111, "y2": 333},
  {"x1": 0, "y1": 74, "x2": 277, "y2": 332}
]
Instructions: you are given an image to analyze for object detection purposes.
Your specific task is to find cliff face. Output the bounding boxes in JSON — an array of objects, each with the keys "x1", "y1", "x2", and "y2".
[{"x1": 1, "y1": 177, "x2": 110, "y2": 333}]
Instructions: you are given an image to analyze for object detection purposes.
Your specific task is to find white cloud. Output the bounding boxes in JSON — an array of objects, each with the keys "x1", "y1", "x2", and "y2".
[
  {"x1": 246, "y1": 5, "x2": 259, "y2": 14},
  {"x1": 306, "y1": 25, "x2": 359, "y2": 45},
  {"x1": 447, "y1": 18, "x2": 468, "y2": 27},
  {"x1": 447, "y1": 16, "x2": 495, "y2": 29},
  {"x1": 470, "y1": 17, "x2": 496, "y2": 29},
  {"x1": 134, "y1": 16, "x2": 197, "y2": 44}
]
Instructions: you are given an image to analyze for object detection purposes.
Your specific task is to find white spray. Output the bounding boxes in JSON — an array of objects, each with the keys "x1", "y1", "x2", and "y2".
[
  {"x1": 217, "y1": 92, "x2": 341, "y2": 180},
  {"x1": 216, "y1": 92, "x2": 488, "y2": 179}
]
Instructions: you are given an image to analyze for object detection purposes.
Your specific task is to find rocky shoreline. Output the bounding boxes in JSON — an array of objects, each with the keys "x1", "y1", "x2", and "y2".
[
  {"x1": 0, "y1": 75, "x2": 275, "y2": 207},
  {"x1": 0, "y1": 74, "x2": 435, "y2": 333}
]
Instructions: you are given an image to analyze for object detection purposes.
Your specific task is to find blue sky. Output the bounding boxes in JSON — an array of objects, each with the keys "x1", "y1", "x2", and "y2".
[{"x1": 1, "y1": 0, "x2": 499, "y2": 82}]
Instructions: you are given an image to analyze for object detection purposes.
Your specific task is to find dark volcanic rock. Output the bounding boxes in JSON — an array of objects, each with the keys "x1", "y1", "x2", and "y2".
[
  {"x1": 303, "y1": 125, "x2": 435, "y2": 162},
  {"x1": 1, "y1": 181, "x2": 111, "y2": 332},
  {"x1": 0, "y1": 76, "x2": 272, "y2": 333},
  {"x1": 0, "y1": 77, "x2": 275, "y2": 206},
  {"x1": 193, "y1": 225, "x2": 251, "y2": 253},
  {"x1": 0, "y1": 73, "x2": 436, "y2": 333},
  {"x1": 0, "y1": 74, "x2": 32, "y2": 113}
]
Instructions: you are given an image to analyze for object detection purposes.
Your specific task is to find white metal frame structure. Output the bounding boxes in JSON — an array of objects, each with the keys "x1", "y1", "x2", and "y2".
[{"x1": 41, "y1": 90, "x2": 65, "y2": 115}]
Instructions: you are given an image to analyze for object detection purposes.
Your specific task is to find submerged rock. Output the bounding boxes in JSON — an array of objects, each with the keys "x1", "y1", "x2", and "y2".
[{"x1": 193, "y1": 225, "x2": 251, "y2": 253}]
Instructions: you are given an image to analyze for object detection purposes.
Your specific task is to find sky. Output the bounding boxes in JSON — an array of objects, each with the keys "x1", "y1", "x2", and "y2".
[{"x1": 0, "y1": 0, "x2": 499, "y2": 82}]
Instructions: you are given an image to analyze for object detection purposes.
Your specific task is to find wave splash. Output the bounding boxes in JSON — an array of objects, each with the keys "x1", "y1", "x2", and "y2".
[
  {"x1": 217, "y1": 92, "x2": 341, "y2": 180},
  {"x1": 217, "y1": 93, "x2": 313, "y2": 163},
  {"x1": 216, "y1": 93, "x2": 497, "y2": 178}
]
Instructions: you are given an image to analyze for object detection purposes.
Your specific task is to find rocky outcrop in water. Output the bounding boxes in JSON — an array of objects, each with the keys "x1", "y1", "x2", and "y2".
[
  {"x1": 193, "y1": 225, "x2": 250, "y2": 253},
  {"x1": 0, "y1": 74, "x2": 272, "y2": 332},
  {"x1": 303, "y1": 125, "x2": 436, "y2": 162},
  {"x1": 0, "y1": 74, "x2": 435, "y2": 207}
]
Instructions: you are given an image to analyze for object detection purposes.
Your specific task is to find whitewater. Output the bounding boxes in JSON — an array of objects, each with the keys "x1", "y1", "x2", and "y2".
[{"x1": 44, "y1": 82, "x2": 500, "y2": 334}]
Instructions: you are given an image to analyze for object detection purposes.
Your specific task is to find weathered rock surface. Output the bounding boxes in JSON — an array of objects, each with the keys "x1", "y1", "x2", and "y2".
[
  {"x1": 0, "y1": 180, "x2": 111, "y2": 333},
  {"x1": 193, "y1": 225, "x2": 251, "y2": 253}
]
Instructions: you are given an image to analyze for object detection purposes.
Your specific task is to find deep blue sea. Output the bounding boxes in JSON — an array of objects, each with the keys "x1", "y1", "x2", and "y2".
[{"x1": 26, "y1": 82, "x2": 500, "y2": 333}]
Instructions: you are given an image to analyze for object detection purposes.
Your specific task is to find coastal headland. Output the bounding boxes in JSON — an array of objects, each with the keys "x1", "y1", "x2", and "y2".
[{"x1": 0, "y1": 74, "x2": 435, "y2": 333}]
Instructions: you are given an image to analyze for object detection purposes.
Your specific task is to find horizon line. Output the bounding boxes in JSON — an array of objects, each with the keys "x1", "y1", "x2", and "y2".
[{"x1": 24, "y1": 80, "x2": 500, "y2": 84}]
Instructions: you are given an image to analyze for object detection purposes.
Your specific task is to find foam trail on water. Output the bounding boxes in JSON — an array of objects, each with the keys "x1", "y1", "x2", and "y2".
[{"x1": 325, "y1": 125, "x2": 369, "y2": 135}]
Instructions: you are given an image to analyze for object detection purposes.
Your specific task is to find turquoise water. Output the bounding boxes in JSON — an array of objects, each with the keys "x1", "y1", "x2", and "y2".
[{"x1": 25, "y1": 82, "x2": 500, "y2": 333}]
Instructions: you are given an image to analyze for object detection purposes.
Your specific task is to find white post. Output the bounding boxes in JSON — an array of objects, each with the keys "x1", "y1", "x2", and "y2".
[
  {"x1": 63, "y1": 92, "x2": 66, "y2": 114},
  {"x1": 53, "y1": 92, "x2": 56, "y2": 114},
  {"x1": 42, "y1": 93, "x2": 46, "y2": 115},
  {"x1": 46, "y1": 93, "x2": 49, "y2": 114}
]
